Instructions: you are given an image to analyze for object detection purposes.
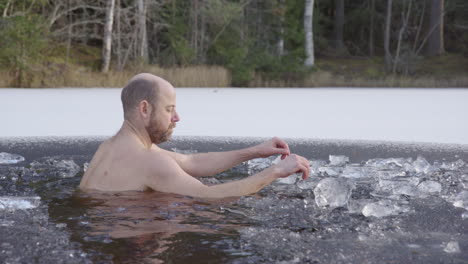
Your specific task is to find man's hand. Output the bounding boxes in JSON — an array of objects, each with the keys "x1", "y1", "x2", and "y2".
[
  {"x1": 274, "y1": 154, "x2": 310, "y2": 180},
  {"x1": 254, "y1": 137, "x2": 291, "y2": 160}
]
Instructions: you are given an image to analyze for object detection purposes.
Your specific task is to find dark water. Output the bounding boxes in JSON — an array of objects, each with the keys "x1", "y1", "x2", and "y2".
[
  {"x1": 46, "y1": 181, "x2": 253, "y2": 263},
  {"x1": 1, "y1": 137, "x2": 468, "y2": 263}
]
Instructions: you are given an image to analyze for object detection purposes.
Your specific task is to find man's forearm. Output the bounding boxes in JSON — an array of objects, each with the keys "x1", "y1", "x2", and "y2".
[
  {"x1": 184, "y1": 147, "x2": 259, "y2": 177},
  {"x1": 199, "y1": 166, "x2": 281, "y2": 198}
]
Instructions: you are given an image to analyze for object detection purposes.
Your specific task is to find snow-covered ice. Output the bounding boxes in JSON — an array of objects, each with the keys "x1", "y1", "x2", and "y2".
[{"x1": 0, "y1": 88, "x2": 467, "y2": 144}]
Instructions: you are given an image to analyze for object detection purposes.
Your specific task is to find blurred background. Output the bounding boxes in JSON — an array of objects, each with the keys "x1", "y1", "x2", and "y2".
[{"x1": 0, "y1": 0, "x2": 467, "y2": 88}]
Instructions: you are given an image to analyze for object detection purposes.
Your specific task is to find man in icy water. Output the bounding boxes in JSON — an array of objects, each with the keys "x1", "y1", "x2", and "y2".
[{"x1": 79, "y1": 73, "x2": 310, "y2": 198}]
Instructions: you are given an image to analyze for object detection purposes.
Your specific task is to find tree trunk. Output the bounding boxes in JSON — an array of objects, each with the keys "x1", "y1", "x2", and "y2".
[
  {"x1": 332, "y1": 0, "x2": 345, "y2": 53},
  {"x1": 277, "y1": 27, "x2": 284, "y2": 56},
  {"x1": 277, "y1": 0, "x2": 285, "y2": 56},
  {"x1": 426, "y1": 0, "x2": 444, "y2": 56},
  {"x1": 393, "y1": 0, "x2": 412, "y2": 74},
  {"x1": 412, "y1": 0, "x2": 426, "y2": 54},
  {"x1": 116, "y1": 0, "x2": 122, "y2": 70},
  {"x1": 191, "y1": 0, "x2": 199, "y2": 60},
  {"x1": 304, "y1": 0, "x2": 315, "y2": 67},
  {"x1": 137, "y1": 0, "x2": 148, "y2": 62},
  {"x1": 101, "y1": 0, "x2": 115, "y2": 72},
  {"x1": 369, "y1": 0, "x2": 375, "y2": 56},
  {"x1": 384, "y1": 0, "x2": 393, "y2": 72},
  {"x1": 200, "y1": 0, "x2": 206, "y2": 62}
]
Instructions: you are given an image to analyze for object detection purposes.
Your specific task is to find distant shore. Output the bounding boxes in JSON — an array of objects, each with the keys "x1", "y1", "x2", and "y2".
[{"x1": 1, "y1": 54, "x2": 467, "y2": 88}]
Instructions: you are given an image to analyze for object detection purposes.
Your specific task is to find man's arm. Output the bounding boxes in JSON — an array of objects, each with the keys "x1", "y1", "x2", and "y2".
[
  {"x1": 146, "y1": 152, "x2": 309, "y2": 199},
  {"x1": 163, "y1": 137, "x2": 291, "y2": 177}
]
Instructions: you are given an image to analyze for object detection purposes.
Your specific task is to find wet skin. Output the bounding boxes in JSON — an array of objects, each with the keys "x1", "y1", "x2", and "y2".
[{"x1": 79, "y1": 73, "x2": 310, "y2": 198}]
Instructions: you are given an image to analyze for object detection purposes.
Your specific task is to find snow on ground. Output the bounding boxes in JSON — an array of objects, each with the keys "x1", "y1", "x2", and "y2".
[{"x1": 0, "y1": 88, "x2": 467, "y2": 144}]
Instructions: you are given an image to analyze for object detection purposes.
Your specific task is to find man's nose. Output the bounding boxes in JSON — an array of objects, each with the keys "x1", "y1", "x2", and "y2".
[{"x1": 172, "y1": 111, "x2": 180, "y2": 122}]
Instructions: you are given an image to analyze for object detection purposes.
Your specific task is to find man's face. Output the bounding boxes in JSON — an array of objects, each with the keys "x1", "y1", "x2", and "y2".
[
  {"x1": 145, "y1": 85, "x2": 180, "y2": 144},
  {"x1": 146, "y1": 105, "x2": 176, "y2": 144}
]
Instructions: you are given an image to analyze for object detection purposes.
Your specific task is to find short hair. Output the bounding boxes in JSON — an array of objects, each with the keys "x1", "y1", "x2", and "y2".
[{"x1": 121, "y1": 77, "x2": 160, "y2": 119}]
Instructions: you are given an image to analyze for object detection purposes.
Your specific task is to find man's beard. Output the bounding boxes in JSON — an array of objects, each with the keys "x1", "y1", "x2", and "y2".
[{"x1": 147, "y1": 119, "x2": 175, "y2": 144}]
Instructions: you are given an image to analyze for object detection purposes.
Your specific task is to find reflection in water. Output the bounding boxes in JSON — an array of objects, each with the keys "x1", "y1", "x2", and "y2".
[{"x1": 64, "y1": 190, "x2": 249, "y2": 263}]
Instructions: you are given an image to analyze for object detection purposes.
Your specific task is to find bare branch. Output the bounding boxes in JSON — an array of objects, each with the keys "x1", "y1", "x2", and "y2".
[
  {"x1": 3, "y1": 0, "x2": 11, "y2": 17},
  {"x1": 52, "y1": 20, "x2": 105, "y2": 35},
  {"x1": 49, "y1": 5, "x2": 106, "y2": 27}
]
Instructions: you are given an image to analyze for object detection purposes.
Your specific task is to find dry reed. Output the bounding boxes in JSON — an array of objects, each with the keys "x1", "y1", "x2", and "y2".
[
  {"x1": 0, "y1": 65, "x2": 230, "y2": 88},
  {"x1": 0, "y1": 66, "x2": 466, "y2": 88},
  {"x1": 249, "y1": 71, "x2": 468, "y2": 88}
]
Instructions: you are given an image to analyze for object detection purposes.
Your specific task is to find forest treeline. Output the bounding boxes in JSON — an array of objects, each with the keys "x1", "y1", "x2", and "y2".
[{"x1": 0, "y1": 0, "x2": 467, "y2": 88}]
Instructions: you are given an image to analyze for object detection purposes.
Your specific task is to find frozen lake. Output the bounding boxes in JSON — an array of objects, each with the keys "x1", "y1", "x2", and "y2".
[{"x1": 0, "y1": 88, "x2": 467, "y2": 144}]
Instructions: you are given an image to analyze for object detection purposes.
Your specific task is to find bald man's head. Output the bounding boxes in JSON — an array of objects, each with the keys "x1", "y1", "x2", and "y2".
[{"x1": 121, "y1": 73, "x2": 165, "y2": 120}]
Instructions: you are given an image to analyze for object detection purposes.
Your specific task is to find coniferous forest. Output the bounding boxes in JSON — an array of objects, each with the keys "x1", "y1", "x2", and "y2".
[{"x1": 0, "y1": 0, "x2": 467, "y2": 87}]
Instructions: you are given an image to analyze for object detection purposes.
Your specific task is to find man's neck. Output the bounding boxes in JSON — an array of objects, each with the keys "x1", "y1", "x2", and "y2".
[{"x1": 120, "y1": 120, "x2": 153, "y2": 149}]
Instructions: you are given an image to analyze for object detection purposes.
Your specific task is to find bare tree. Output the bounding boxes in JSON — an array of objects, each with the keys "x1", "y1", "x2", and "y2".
[
  {"x1": 102, "y1": 0, "x2": 115, "y2": 72},
  {"x1": 384, "y1": 0, "x2": 393, "y2": 71},
  {"x1": 276, "y1": 0, "x2": 285, "y2": 56},
  {"x1": 393, "y1": 0, "x2": 412, "y2": 74},
  {"x1": 137, "y1": 0, "x2": 149, "y2": 62},
  {"x1": 304, "y1": 0, "x2": 315, "y2": 67},
  {"x1": 115, "y1": 0, "x2": 122, "y2": 69}
]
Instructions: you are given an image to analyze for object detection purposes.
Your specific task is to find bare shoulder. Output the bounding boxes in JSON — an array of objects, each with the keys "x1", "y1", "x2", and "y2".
[{"x1": 144, "y1": 148, "x2": 182, "y2": 176}]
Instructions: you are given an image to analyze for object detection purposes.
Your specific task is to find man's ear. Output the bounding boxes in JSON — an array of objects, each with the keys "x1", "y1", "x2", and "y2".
[{"x1": 138, "y1": 100, "x2": 151, "y2": 119}]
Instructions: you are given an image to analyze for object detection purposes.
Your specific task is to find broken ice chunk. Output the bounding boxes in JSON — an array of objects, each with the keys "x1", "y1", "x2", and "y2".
[
  {"x1": 329, "y1": 155, "x2": 349, "y2": 166},
  {"x1": 318, "y1": 166, "x2": 343, "y2": 176},
  {"x1": 365, "y1": 158, "x2": 412, "y2": 170},
  {"x1": 452, "y1": 191, "x2": 468, "y2": 210},
  {"x1": 376, "y1": 170, "x2": 407, "y2": 180},
  {"x1": 0, "y1": 196, "x2": 40, "y2": 211},
  {"x1": 341, "y1": 166, "x2": 374, "y2": 179},
  {"x1": 246, "y1": 157, "x2": 276, "y2": 174},
  {"x1": 55, "y1": 160, "x2": 81, "y2": 178},
  {"x1": 314, "y1": 178, "x2": 353, "y2": 208},
  {"x1": 362, "y1": 200, "x2": 411, "y2": 218},
  {"x1": 347, "y1": 199, "x2": 374, "y2": 214},
  {"x1": 444, "y1": 241, "x2": 461, "y2": 254},
  {"x1": 309, "y1": 160, "x2": 327, "y2": 176},
  {"x1": 412, "y1": 156, "x2": 434, "y2": 174},
  {"x1": 83, "y1": 162, "x2": 89, "y2": 172},
  {"x1": 417, "y1": 180, "x2": 442, "y2": 194},
  {"x1": 440, "y1": 159, "x2": 466, "y2": 171},
  {"x1": 378, "y1": 177, "x2": 420, "y2": 196},
  {"x1": 276, "y1": 174, "x2": 299, "y2": 184},
  {"x1": 297, "y1": 177, "x2": 320, "y2": 190},
  {"x1": 0, "y1": 152, "x2": 25, "y2": 164}
]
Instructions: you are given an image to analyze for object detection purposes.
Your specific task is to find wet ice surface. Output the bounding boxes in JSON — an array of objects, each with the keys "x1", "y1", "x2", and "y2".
[{"x1": 1, "y1": 139, "x2": 468, "y2": 263}]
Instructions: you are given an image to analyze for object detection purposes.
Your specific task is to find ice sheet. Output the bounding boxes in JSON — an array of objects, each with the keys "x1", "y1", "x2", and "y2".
[{"x1": 0, "y1": 88, "x2": 467, "y2": 144}]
